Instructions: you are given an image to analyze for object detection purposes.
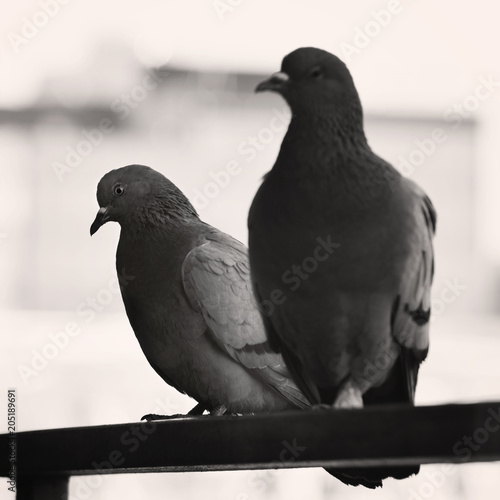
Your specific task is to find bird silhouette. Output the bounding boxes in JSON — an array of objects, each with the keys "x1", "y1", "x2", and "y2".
[
  {"x1": 91, "y1": 165, "x2": 309, "y2": 417},
  {"x1": 248, "y1": 47, "x2": 436, "y2": 487}
]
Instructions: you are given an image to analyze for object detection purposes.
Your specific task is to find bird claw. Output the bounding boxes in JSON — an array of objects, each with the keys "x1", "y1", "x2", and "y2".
[
  {"x1": 141, "y1": 413, "x2": 194, "y2": 421},
  {"x1": 333, "y1": 382, "x2": 363, "y2": 409},
  {"x1": 141, "y1": 405, "x2": 237, "y2": 420},
  {"x1": 311, "y1": 404, "x2": 333, "y2": 411},
  {"x1": 210, "y1": 404, "x2": 227, "y2": 416}
]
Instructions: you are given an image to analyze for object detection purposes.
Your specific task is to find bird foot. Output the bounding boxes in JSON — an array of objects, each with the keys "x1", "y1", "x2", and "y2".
[
  {"x1": 141, "y1": 413, "x2": 195, "y2": 421},
  {"x1": 142, "y1": 404, "x2": 234, "y2": 420},
  {"x1": 210, "y1": 404, "x2": 227, "y2": 416},
  {"x1": 310, "y1": 404, "x2": 333, "y2": 411},
  {"x1": 332, "y1": 382, "x2": 363, "y2": 409}
]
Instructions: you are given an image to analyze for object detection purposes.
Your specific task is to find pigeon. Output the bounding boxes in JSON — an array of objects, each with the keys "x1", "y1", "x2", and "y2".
[
  {"x1": 90, "y1": 164, "x2": 309, "y2": 417},
  {"x1": 248, "y1": 48, "x2": 436, "y2": 487}
]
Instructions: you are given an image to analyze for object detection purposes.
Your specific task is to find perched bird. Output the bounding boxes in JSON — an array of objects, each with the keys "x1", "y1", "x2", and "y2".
[
  {"x1": 90, "y1": 165, "x2": 309, "y2": 417},
  {"x1": 248, "y1": 48, "x2": 436, "y2": 487}
]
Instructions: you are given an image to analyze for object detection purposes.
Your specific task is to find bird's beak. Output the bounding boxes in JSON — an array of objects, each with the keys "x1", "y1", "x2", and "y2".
[
  {"x1": 90, "y1": 206, "x2": 110, "y2": 236},
  {"x1": 255, "y1": 71, "x2": 290, "y2": 93}
]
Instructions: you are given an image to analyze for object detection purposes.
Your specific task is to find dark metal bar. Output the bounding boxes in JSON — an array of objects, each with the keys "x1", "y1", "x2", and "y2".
[
  {"x1": 17, "y1": 476, "x2": 69, "y2": 500},
  {"x1": 1, "y1": 402, "x2": 499, "y2": 478}
]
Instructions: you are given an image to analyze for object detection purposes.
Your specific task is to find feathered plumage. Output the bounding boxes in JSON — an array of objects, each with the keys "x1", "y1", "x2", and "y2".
[
  {"x1": 248, "y1": 48, "x2": 436, "y2": 488},
  {"x1": 91, "y1": 164, "x2": 309, "y2": 415}
]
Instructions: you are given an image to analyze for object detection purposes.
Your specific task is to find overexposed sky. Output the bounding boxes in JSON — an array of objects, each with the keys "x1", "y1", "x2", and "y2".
[
  {"x1": 3, "y1": 1, "x2": 500, "y2": 261},
  {"x1": 1, "y1": 0, "x2": 499, "y2": 112}
]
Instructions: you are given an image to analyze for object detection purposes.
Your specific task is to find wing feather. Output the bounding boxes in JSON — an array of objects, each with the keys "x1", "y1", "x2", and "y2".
[
  {"x1": 391, "y1": 180, "x2": 436, "y2": 400},
  {"x1": 182, "y1": 228, "x2": 309, "y2": 409}
]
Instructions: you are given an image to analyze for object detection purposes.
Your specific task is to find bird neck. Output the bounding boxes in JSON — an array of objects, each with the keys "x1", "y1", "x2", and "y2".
[
  {"x1": 118, "y1": 212, "x2": 199, "y2": 248},
  {"x1": 287, "y1": 102, "x2": 367, "y2": 151},
  {"x1": 116, "y1": 217, "x2": 198, "y2": 293},
  {"x1": 271, "y1": 106, "x2": 401, "y2": 203},
  {"x1": 271, "y1": 100, "x2": 372, "y2": 177}
]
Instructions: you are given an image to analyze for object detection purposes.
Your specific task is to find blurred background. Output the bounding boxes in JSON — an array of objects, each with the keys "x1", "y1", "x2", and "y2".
[{"x1": 1, "y1": 0, "x2": 500, "y2": 498}]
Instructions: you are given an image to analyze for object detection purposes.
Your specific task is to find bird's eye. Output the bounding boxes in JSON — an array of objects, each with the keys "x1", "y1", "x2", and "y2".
[
  {"x1": 309, "y1": 66, "x2": 324, "y2": 79},
  {"x1": 114, "y1": 185, "x2": 125, "y2": 196}
]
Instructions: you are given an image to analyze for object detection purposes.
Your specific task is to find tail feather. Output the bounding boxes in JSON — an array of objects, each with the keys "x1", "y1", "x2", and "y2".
[
  {"x1": 323, "y1": 351, "x2": 421, "y2": 488},
  {"x1": 325, "y1": 465, "x2": 419, "y2": 489}
]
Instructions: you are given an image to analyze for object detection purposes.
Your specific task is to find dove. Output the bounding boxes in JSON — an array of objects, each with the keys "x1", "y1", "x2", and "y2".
[
  {"x1": 90, "y1": 164, "x2": 309, "y2": 417},
  {"x1": 248, "y1": 47, "x2": 436, "y2": 487}
]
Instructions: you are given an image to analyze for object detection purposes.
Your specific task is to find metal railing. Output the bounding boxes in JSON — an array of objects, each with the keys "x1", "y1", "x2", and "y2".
[{"x1": 2, "y1": 402, "x2": 500, "y2": 499}]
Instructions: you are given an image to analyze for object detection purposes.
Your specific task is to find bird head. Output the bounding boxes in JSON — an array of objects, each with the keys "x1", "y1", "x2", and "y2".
[
  {"x1": 90, "y1": 164, "x2": 198, "y2": 235},
  {"x1": 255, "y1": 47, "x2": 362, "y2": 118}
]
